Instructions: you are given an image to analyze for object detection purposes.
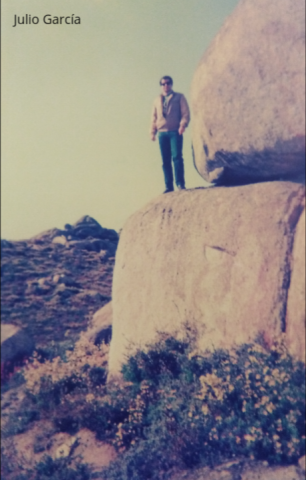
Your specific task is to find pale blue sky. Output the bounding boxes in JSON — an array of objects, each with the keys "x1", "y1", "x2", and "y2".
[{"x1": 2, "y1": 0, "x2": 239, "y2": 239}]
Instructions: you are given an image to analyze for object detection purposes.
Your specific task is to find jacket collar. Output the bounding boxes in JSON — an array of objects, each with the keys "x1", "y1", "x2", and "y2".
[
  {"x1": 160, "y1": 91, "x2": 175, "y2": 100},
  {"x1": 160, "y1": 92, "x2": 175, "y2": 115}
]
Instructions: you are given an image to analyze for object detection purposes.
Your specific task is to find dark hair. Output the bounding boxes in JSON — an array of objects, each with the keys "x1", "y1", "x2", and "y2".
[{"x1": 160, "y1": 76, "x2": 173, "y2": 86}]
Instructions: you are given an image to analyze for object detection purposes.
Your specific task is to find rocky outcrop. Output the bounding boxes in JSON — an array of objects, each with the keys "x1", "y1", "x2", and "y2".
[
  {"x1": 191, "y1": 0, "x2": 305, "y2": 184},
  {"x1": 33, "y1": 215, "x2": 119, "y2": 254},
  {"x1": 108, "y1": 182, "x2": 305, "y2": 376}
]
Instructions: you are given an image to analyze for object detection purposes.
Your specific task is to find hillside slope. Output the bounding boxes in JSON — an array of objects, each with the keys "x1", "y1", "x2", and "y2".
[{"x1": 1, "y1": 216, "x2": 117, "y2": 355}]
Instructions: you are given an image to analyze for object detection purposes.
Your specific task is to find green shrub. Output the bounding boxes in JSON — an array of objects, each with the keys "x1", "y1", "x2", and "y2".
[
  {"x1": 81, "y1": 400, "x2": 128, "y2": 441},
  {"x1": 89, "y1": 366, "x2": 107, "y2": 387},
  {"x1": 33, "y1": 456, "x2": 91, "y2": 480},
  {"x1": 101, "y1": 334, "x2": 305, "y2": 479},
  {"x1": 2, "y1": 405, "x2": 40, "y2": 437},
  {"x1": 35, "y1": 339, "x2": 75, "y2": 364},
  {"x1": 1, "y1": 371, "x2": 26, "y2": 395},
  {"x1": 1, "y1": 456, "x2": 92, "y2": 480},
  {"x1": 121, "y1": 337, "x2": 188, "y2": 384},
  {"x1": 5, "y1": 330, "x2": 304, "y2": 480},
  {"x1": 53, "y1": 415, "x2": 79, "y2": 435}
]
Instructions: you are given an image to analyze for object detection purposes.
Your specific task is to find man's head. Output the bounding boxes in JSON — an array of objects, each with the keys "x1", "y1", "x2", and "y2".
[{"x1": 160, "y1": 76, "x2": 173, "y2": 95}]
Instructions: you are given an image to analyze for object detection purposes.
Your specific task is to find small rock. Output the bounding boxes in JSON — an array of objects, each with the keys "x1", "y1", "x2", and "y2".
[
  {"x1": 84, "y1": 302, "x2": 112, "y2": 344},
  {"x1": 55, "y1": 443, "x2": 70, "y2": 459},
  {"x1": 53, "y1": 274, "x2": 61, "y2": 284},
  {"x1": 210, "y1": 471, "x2": 233, "y2": 480},
  {"x1": 216, "y1": 459, "x2": 242, "y2": 470},
  {"x1": 52, "y1": 236, "x2": 67, "y2": 246},
  {"x1": 241, "y1": 464, "x2": 301, "y2": 480},
  {"x1": 1, "y1": 330, "x2": 35, "y2": 362},
  {"x1": 37, "y1": 278, "x2": 53, "y2": 289},
  {"x1": 1, "y1": 329, "x2": 35, "y2": 380},
  {"x1": 298, "y1": 455, "x2": 305, "y2": 473},
  {"x1": 58, "y1": 275, "x2": 80, "y2": 288},
  {"x1": 67, "y1": 436, "x2": 77, "y2": 447},
  {"x1": 1, "y1": 324, "x2": 20, "y2": 344}
]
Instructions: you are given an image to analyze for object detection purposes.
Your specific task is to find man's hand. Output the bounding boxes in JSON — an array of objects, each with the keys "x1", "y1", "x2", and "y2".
[
  {"x1": 178, "y1": 126, "x2": 186, "y2": 135},
  {"x1": 151, "y1": 134, "x2": 156, "y2": 141}
]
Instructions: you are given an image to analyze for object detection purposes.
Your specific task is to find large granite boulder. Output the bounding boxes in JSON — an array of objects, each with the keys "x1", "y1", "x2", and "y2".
[
  {"x1": 108, "y1": 182, "x2": 305, "y2": 376},
  {"x1": 191, "y1": 0, "x2": 305, "y2": 184}
]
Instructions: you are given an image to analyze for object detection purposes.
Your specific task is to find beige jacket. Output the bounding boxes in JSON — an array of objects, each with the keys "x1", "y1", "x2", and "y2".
[{"x1": 150, "y1": 92, "x2": 190, "y2": 135}]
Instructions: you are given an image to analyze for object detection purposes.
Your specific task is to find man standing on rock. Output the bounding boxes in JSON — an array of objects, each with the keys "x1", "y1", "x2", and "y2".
[{"x1": 150, "y1": 76, "x2": 190, "y2": 193}]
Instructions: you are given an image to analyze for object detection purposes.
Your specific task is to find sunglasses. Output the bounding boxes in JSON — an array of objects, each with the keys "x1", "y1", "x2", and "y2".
[{"x1": 161, "y1": 81, "x2": 172, "y2": 86}]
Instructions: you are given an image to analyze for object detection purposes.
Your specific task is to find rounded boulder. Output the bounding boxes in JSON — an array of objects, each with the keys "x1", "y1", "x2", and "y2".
[{"x1": 191, "y1": 0, "x2": 305, "y2": 184}]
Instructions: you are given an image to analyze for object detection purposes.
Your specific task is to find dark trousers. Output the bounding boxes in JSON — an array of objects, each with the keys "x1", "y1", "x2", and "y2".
[{"x1": 158, "y1": 131, "x2": 185, "y2": 190}]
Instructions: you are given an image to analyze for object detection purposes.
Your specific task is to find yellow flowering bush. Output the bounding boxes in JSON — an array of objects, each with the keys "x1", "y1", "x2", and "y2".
[
  {"x1": 24, "y1": 334, "x2": 108, "y2": 394},
  {"x1": 3, "y1": 334, "x2": 110, "y2": 440},
  {"x1": 102, "y1": 333, "x2": 305, "y2": 480},
  {"x1": 4, "y1": 330, "x2": 305, "y2": 480}
]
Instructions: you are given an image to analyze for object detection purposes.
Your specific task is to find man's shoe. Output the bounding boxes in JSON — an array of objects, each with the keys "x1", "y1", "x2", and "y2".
[
  {"x1": 177, "y1": 185, "x2": 186, "y2": 190},
  {"x1": 163, "y1": 188, "x2": 174, "y2": 194}
]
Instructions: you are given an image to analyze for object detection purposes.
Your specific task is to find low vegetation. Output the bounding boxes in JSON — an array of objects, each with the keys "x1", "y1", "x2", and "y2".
[{"x1": 1, "y1": 330, "x2": 305, "y2": 480}]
